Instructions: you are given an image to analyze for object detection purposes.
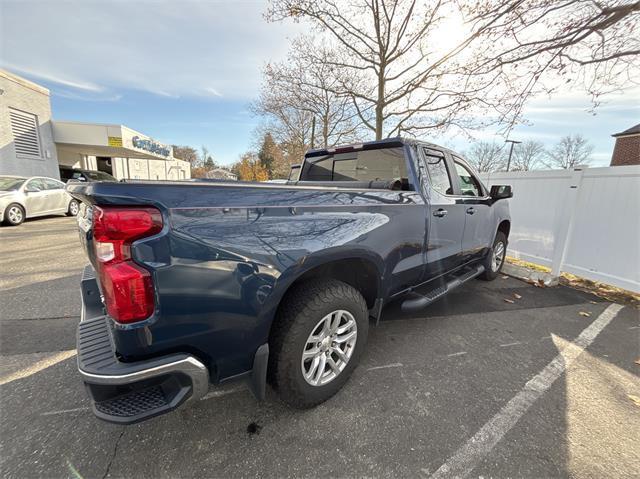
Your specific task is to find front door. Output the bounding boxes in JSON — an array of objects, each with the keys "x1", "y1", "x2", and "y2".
[
  {"x1": 22, "y1": 178, "x2": 49, "y2": 217},
  {"x1": 451, "y1": 158, "x2": 493, "y2": 261},
  {"x1": 420, "y1": 147, "x2": 465, "y2": 282}
]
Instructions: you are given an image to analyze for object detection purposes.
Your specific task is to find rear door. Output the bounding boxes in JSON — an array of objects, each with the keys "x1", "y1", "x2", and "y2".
[
  {"x1": 419, "y1": 147, "x2": 466, "y2": 281},
  {"x1": 451, "y1": 158, "x2": 493, "y2": 261},
  {"x1": 23, "y1": 178, "x2": 48, "y2": 217},
  {"x1": 42, "y1": 178, "x2": 68, "y2": 212}
]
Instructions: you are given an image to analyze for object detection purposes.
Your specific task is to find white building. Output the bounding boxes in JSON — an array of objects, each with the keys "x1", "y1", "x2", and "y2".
[{"x1": 0, "y1": 69, "x2": 190, "y2": 180}]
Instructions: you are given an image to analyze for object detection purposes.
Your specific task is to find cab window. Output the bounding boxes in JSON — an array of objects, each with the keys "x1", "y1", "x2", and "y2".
[
  {"x1": 302, "y1": 147, "x2": 409, "y2": 183},
  {"x1": 423, "y1": 151, "x2": 454, "y2": 196},
  {"x1": 453, "y1": 161, "x2": 483, "y2": 197}
]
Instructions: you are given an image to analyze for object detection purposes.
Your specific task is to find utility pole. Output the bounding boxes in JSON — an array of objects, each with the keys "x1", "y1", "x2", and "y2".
[
  {"x1": 310, "y1": 117, "x2": 316, "y2": 149},
  {"x1": 505, "y1": 139, "x2": 521, "y2": 172}
]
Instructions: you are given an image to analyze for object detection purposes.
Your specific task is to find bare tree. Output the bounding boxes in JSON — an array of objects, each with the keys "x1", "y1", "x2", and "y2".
[
  {"x1": 511, "y1": 140, "x2": 545, "y2": 171},
  {"x1": 467, "y1": 1, "x2": 640, "y2": 107},
  {"x1": 465, "y1": 141, "x2": 506, "y2": 172},
  {"x1": 172, "y1": 145, "x2": 199, "y2": 165},
  {"x1": 268, "y1": 0, "x2": 639, "y2": 140},
  {"x1": 545, "y1": 134, "x2": 594, "y2": 169},
  {"x1": 254, "y1": 37, "x2": 363, "y2": 150},
  {"x1": 267, "y1": 0, "x2": 529, "y2": 140}
]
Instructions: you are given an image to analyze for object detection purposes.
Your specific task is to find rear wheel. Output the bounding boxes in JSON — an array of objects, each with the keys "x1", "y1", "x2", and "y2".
[
  {"x1": 269, "y1": 278, "x2": 369, "y2": 408},
  {"x1": 67, "y1": 199, "x2": 79, "y2": 217},
  {"x1": 3, "y1": 203, "x2": 25, "y2": 226},
  {"x1": 479, "y1": 231, "x2": 507, "y2": 281}
]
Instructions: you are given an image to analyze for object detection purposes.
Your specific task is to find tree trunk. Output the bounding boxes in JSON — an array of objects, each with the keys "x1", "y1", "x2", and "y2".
[{"x1": 375, "y1": 68, "x2": 385, "y2": 140}]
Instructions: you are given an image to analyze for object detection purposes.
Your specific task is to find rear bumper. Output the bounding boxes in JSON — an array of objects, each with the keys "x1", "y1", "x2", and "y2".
[{"x1": 77, "y1": 265, "x2": 209, "y2": 424}]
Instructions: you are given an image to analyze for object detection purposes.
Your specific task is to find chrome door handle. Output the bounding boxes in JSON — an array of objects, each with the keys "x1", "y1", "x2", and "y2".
[
  {"x1": 433, "y1": 209, "x2": 448, "y2": 217},
  {"x1": 466, "y1": 207, "x2": 476, "y2": 215}
]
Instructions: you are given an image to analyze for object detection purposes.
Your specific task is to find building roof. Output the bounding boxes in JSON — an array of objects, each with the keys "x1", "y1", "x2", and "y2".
[
  {"x1": 0, "y1": 69, "x2": 50, "y2": 96},
  {"x1": 612, "y1": 123, "x2": 640, "y2": 138}
]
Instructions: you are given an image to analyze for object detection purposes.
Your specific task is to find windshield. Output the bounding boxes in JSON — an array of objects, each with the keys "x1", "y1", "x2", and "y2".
[
  {"x1": 0, "y1": 177, "x2": 26, "y2": 191},
  {"x1": 84, "y1": 170, "x2": 116, "y2": 181}
]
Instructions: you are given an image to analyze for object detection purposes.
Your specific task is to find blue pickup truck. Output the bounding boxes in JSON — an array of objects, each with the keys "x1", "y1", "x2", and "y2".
[{"x1": 67, "y1": 137, "x2": 512, "y2": 424}]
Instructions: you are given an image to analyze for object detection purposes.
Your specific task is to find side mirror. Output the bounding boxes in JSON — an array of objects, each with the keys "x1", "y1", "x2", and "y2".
[
  {"x1": 490, "y1": 184, "x2": 513, "y2": 201},
  {"x1": 25, "y1": 186, "x2": 41, "y2": 193}
]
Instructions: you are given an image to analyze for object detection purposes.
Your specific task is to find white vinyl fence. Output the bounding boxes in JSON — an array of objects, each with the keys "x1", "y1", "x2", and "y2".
[{"x1": 480, "y1": 165, "x2": 640, "y2": 293}]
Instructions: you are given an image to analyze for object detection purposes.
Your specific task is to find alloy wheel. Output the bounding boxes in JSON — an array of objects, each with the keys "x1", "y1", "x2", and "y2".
[
  {"x1": 301, "y1": 310, "x2": 357, "y2": 386},
  {"x1": 8, "y1": 206, "x2": 23, "y2": 224},
  {"x1": 492, "y1": 241, "x2": 505, "y2": 272}
]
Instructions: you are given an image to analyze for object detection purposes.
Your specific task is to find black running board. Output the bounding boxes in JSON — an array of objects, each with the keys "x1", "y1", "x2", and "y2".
[{"x1": 401, "y1": 264, "x2": 485, "y2": 313}]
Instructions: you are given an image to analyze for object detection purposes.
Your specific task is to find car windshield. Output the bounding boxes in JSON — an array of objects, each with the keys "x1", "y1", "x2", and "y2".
[
  {"x1": 0, "y1": 178, "x2": 26, "y2": 191},
  {"x1": 84, "y1": 171, "x2": 116, "y2": 181}
]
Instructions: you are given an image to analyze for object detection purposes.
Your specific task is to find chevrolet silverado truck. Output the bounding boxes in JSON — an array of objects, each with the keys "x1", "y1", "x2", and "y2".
[{"x1": 67, "y1": 137, "x2": 512, "y2": 424}]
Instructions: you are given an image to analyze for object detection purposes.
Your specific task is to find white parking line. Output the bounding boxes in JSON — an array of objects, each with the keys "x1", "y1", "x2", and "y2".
[
  {"x1": 447, "y1": 352, "x2": 468, "y2": 358},
  {"x1": 41, "y1": 407, "x2": 90, "y2": 416},
  {"x1": 430, "y1": 303, "x2": 624, "y2": 479},
  {"x1": 366, "y1": 362, "x2": 404, "y2": 371},
  {"x1": 0, "y1": 349, "x2": 77, "y2": 386},
  {"x1": 201, "y1": 387, "x2": 246, "y2": 400}
]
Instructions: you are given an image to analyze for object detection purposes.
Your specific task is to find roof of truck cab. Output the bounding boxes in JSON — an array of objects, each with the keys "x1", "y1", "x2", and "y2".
[{"x1": 304, "y1": 136, "x2": 455, "y2": 158}]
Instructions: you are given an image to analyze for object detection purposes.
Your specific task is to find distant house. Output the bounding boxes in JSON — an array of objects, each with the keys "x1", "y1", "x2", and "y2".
[
  {"x1": 610, "y1": 123, "x2": 640, "y2": 166},
  {"x1": 205, "y1": 168, "x2": 237, "y2": 180}
]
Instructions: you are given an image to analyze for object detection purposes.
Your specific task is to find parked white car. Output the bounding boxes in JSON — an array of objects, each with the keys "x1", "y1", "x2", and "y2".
[{"x1": 0, "y1": 176, "x2": 79, "y2": 226}]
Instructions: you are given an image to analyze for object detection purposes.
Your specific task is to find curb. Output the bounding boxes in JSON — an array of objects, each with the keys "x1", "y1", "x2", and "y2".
[{"x1": 503, "y1": 262, "x2": 558, "y2": 287}]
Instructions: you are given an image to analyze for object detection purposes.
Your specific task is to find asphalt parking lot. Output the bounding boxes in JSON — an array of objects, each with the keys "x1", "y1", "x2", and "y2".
[{"x1": 1, "y1": 216, "x2": 639, "y2": 478}]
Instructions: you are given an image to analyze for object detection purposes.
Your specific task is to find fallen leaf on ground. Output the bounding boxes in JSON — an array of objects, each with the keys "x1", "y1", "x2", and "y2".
[
  {"x1": 579, "y1": 311, "x2": 591, "y2": 317},
  {"x1": 634, "y1": 358, "x2": 640, "y2": 366},
  {"x1": 513, "y1": 293, "x2": 522, "y2": 299},
  {"x1": 590, "y1": 301, "x2": 598, "y2": 304},
  {"x1": 501, "y1": 275, "x2": 509, "y2": 279},
  {"x1": 628, "y1": 395, "x2": 640, "y2": 407},
  {"x1": 504, "y1": 298, "x2": 515, "y2": 304},
  {"x1": 537, "y1": 279, "x2": 545, "y2": 287}
]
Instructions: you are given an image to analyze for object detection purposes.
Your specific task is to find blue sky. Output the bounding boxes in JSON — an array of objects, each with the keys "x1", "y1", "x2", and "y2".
[{"x1": 1, "y1": 0, "x2": 638, "y2": 166}]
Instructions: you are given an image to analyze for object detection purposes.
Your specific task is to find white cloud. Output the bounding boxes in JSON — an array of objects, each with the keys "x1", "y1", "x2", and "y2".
[
  {"x1": 1, "y1": 63, "x2": 104, "y2": 92},
  {"x1": 204, "y1": 87, "x2": 223, "y2": 97},
  {"x1": 0, "y1": 0, "x2": 302, "y2": 100}
]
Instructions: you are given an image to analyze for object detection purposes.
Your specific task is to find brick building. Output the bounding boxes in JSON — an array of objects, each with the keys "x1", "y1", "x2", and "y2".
[{"x1": 610, "y1": 123, "x2": 640, "y2": 166}]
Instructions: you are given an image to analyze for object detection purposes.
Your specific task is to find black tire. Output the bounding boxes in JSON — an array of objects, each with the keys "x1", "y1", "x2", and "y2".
[
  {"x1": 67, "y1": 199, "x2": 80, "y2": 217},
  {"x1": 479, "y1": 230, "x2": 507, "y2": 281},
  {"x1": 3, "y1": 203, "x2": 25, "y2": 226},
  {"x1": 269, "y1": 278, "x2": 369, "y2": 409}
]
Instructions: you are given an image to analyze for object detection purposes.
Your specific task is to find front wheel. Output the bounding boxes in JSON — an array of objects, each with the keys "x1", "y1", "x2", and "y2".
[
  {"x1": 479, "y1": 231, "x2": 507, "y2": 281},
  {"x1": 3, "y1": 203, "x2": 25, "y2": 226},
  {"x1": 269, "y1": 279, "x2": 369, "y2": 408}
]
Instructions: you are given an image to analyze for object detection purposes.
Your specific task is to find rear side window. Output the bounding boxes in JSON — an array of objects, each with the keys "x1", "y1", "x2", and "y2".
[
  {"x1": 424, "y1": 151, "x2": 453, "y2": 196},
  {"x1": 43, "y1": 178, "x2": 64, "y2": 190},
  {"x1": 303, "y1": 147, "x2": 408, "y2": 183}
]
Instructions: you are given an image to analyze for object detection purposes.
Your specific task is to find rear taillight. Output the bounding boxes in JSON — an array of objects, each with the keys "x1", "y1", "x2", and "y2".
[{"x1": 92, "y1": 206, "x2": 163, "y2": 324}]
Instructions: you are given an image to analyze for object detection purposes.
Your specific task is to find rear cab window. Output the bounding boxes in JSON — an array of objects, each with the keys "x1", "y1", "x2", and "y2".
[{"x1": 301, "y1": 147, "x2": 413, "y2": 190}]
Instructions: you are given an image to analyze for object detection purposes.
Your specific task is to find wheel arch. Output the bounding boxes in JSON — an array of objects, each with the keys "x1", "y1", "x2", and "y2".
[
  {"x1": 497, "y1": 219, "x2": 511, "y2": 239},
  {"x1": 4, "y1": 201, "x2": 27, "y2": 220},
  {"x1": 265, "y1": 250, "x2": 384, "y2": 334}
]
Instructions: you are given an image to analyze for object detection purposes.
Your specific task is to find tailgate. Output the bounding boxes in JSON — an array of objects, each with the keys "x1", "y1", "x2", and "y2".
[{"x1": 76, "y1": 202, "x2": 98, "y2": 269}]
